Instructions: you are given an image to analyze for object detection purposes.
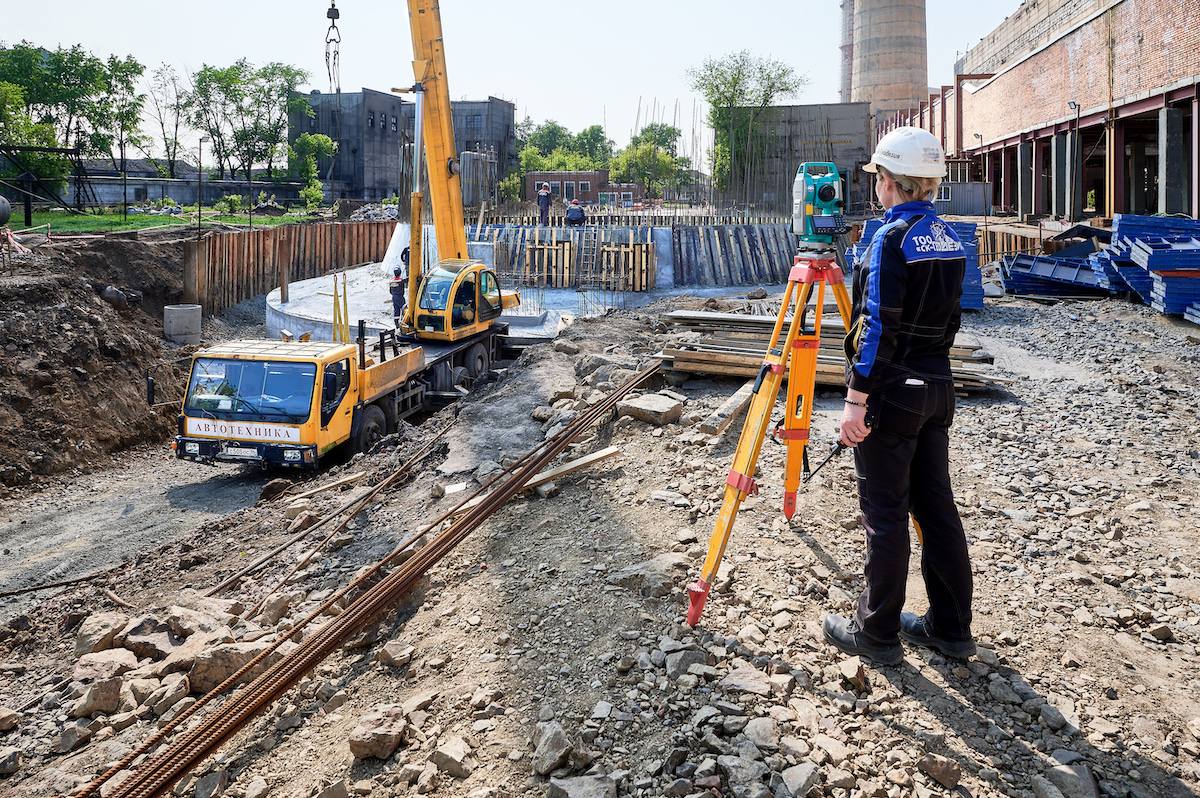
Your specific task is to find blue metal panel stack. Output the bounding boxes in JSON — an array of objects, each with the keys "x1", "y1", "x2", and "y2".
[
  {"x1": 1114, "y1": 215, "x2": 1200, "y2": 316},
  {"x1": 1001, "y1": 254, "x2": 1109, "y2": 296},
  {"x1": 847, "y1": 218, "x2": 985, "y2": 310}
]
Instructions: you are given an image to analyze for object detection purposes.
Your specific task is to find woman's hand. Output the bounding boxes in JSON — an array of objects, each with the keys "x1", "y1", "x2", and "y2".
[{"x1": 839, "y1": 390, "x2": 871, "y2": 447}]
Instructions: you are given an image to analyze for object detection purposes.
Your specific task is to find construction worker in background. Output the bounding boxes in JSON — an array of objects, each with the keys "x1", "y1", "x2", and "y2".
[
  {"x1": 565, "y1": 198, "x2": 587, "y2": 226},
  {"x1": 537, "y1": 182, "x2": 552, "y2": 226},
  {"x1": 389, "y1": 252, "x2": 408, "y2": 326},
  {"x1": 823, "y1": 126, "x2": 976, "y2": 666}
]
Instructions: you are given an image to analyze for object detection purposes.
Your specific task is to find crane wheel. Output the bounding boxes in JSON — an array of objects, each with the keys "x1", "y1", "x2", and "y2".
[
  {"x1": 355, "y1": 404, "x2": 387, "y2": 454},
  {"x1": 464, "y1": 343, "x2": 490, "y2": 380}
]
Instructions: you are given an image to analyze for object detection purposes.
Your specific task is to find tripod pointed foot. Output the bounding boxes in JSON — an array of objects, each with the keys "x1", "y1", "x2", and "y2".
[
  {"x1": 686, "y1": 579, "x2": 712, "y2": 626},
  {"x1": 783, "y1": 491, "x2": 797, "y2": 519}
]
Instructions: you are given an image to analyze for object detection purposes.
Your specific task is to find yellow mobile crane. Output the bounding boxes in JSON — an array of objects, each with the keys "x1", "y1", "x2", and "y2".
[{"x1": 160, "y1": 0, "x2": 518, "y2": 470}]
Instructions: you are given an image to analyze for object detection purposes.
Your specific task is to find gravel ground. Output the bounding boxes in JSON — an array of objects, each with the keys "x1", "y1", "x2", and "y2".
[{"x1": 0, "y1": 297, "x2": 1198, "y2": 798}]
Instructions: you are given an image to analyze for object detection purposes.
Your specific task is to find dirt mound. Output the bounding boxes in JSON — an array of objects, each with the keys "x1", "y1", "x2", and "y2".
[
  {"x1": 39, "y1": 237, "x2": 187, "y2": 313},
  {"x1": 0, "y1": 269, "x2": 179, "y2": 489}
]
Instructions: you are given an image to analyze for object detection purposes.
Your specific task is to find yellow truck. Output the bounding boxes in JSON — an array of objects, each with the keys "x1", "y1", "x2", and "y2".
[{"x1": 159, "y1": 0, "x2": 519, "y2": 469}]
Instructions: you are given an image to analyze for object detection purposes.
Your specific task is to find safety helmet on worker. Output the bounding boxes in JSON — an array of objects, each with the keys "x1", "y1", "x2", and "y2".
[{"x1": 864, "y1": 127, "x2": 946, "y2": 179}]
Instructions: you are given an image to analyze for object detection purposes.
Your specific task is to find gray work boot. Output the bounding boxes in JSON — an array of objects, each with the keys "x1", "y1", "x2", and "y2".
[
  {"x1": 822, "y1": 613, "x2": 903, "y2": 666},
  {"x1": 899, "y1": 612, "x2": 976, "y2": 659}
]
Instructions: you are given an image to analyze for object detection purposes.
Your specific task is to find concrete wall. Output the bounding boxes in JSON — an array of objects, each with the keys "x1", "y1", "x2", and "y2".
[
  {"x1": 746, "y1": 102, "x2": 873, "y2": 212},
  {"x1": 73, "y1": 176, "x2": 303, "y2": 207},
  {"x1": 961, "y1": 0, "x2": 1200, "y2": 144},
  {"x1": 289, "y1": 90, "x2": 516, "y2": 202},
  {"x1": 850, "y1": 0, "x2": 928, "y2": 119},
  {"x1": 956, "y1": 0, "x2": 1108, "y2": 74}
]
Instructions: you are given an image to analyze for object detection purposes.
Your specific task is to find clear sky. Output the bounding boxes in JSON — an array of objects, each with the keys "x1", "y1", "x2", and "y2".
[{"x1": 6, "y1": 0, "x2": 1018, "y2": 160}]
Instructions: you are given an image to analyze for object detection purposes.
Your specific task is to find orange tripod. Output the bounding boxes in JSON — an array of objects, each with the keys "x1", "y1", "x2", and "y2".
[{"x1": 686, "y1": 246, "x2": 852, "y2": 625}]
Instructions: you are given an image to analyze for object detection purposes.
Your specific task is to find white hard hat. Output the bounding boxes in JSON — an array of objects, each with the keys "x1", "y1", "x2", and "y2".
[{"x1": 864, "y1": 126, "x2": 946, "y2": 179}]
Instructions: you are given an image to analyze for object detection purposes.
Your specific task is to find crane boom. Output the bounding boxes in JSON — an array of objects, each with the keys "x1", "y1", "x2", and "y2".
[{"x1": 408, "y1": 0, "x2": 468, "y2": 262}]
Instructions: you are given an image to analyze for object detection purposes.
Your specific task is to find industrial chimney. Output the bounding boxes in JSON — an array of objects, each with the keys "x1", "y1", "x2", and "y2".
[
  {"x1": 849, "y1": 0, "x2": 928, "y2": 121},
  {"x1": 840, "y1": 0, "x2": 856, "y2": 104}
]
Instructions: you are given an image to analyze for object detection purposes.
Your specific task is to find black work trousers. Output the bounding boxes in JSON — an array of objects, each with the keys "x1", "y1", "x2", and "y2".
[{"x1": 853, "y1": 377, "x2": 973, "y2": 644}]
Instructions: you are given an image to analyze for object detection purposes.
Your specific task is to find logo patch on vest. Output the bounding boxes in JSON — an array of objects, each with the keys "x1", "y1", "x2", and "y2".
[{"x1": 909, "y1": 220, "x2": 962, "y2": 255}]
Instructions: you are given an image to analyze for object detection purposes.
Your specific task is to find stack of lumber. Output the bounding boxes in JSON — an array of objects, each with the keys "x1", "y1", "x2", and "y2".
[
  {"x1": 848, "y1": 219, "x2": 985, "y2": 310},
  {"x1": 659, "y1": 309, "x2": 1001, "y2": 394}
]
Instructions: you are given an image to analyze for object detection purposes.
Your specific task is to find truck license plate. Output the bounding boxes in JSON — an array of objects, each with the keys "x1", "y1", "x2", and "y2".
[{"x1": 222, "y1": 445, "x2": 259, "y2": 459}]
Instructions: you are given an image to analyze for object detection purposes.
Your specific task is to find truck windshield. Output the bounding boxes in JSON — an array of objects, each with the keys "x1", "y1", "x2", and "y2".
[
  {"x1": 419, "y1": 267, "x2": 456, "y2": 311},
  {"x1": 185, "y1": 358, "x2": 316, "y2": 423}
]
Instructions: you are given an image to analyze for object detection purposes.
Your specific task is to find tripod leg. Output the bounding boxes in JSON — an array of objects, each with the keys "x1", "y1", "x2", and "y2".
[
  {"x1": 686, "y1": 281, "x2": 806, "y2": 626},
  {"x1": 782, "y1": 280, "x2": 824, "y2": 518},
  {"x1": 831, "y1": 277, "x2": 853, "y2": 329}
]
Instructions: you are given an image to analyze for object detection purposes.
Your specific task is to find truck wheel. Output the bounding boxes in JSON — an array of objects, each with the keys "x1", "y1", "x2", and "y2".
[
  {"x1": 355, "y1": 405, "x2": 387, "y2": 454},
  {"x1": 464, "y1": 343, "x2": 490, "y2": 379}
]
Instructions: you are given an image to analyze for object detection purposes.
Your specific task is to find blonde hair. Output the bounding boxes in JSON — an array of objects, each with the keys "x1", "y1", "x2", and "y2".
[{"x1": 877, "y1": 165, "x2": 941, "y2": 202}]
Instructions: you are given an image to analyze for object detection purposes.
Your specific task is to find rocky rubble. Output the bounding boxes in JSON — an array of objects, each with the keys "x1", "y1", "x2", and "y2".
[{"x1": 1, "y1": 297, "x2": 1198, "y2": 798}]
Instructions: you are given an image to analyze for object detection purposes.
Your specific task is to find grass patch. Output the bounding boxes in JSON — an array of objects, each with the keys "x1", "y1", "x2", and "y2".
[{"x1": 11, "y1": 210, "x2": 315, "y2": 234}]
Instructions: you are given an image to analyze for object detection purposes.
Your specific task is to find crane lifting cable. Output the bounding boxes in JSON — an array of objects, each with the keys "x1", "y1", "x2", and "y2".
[{"x1": 324, "y1": 0, "x2": 342, "y2": 185}]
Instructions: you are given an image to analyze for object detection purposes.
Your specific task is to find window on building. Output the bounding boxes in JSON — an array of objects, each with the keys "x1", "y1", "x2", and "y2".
[
  {"x1": 368, "y1": 112, "x2": 375, "y2": 128},
  {"x1": 579, "y1": 181, "x2": 591, "y2": 195},
  {"x1": 549, "y1": 181, "x2": 561, "y2": 196},
  {"x1": 391, "y1": 115, "x2": 398, "y2": 132},
  {"x1": 621, "y1": 192, "x2": 633, "y2": 201},
  {"x1": 936, "y1": 184, "x2": 952, "y2": 202},
  {"x1": 564, "y1": 182, "x2": 576, "y2": 201}
]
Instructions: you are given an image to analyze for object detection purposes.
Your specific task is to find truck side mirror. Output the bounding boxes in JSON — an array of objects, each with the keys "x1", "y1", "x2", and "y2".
[
  {"x1": 146, "y1": 373, "x2": 156, "y2": 406},
  {"x1": 323, "y1": 371, "x2": 337, "y2": 404}
]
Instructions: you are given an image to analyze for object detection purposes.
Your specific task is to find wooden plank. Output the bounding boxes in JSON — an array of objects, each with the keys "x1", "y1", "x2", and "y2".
[{"x1": 286, "y1": 470, "x2": 367, "y2": 501}]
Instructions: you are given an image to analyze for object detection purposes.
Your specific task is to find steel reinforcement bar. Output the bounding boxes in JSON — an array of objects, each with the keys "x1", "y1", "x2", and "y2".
[{"x1": 76, "y1": 360, "x2": 661, "y2": 798}]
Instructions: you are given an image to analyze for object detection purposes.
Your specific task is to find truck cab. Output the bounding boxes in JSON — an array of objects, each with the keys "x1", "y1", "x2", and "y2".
[{"x1": 173, "y1": 339, "x2": 424, "y2": 468}]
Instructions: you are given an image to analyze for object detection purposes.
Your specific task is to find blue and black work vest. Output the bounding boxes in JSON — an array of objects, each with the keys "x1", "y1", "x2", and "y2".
[{"x1": 846, "y1": 200, "x2": 965, "y2": 393}]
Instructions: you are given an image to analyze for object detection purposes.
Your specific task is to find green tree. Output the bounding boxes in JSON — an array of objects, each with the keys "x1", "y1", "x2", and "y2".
[
  {"x1": 610, "y1": 141, "x2": 677, "y2": 199},
  {"x1": 518, "y1": 144, "x2": 547, "y2": 175},
  {"x1": 573, "y1": 124, "x2": 613, "y2": 165},
  {"x1": 189, "y1": 61, "x2": 250, "y2": 179},
  {"x1": 290, "y1": 132, "x2": 336, "y2": 208},
  {"x1": 527, "y1": 120, "x2": 572, "y2": 156},
  {"x1": 689, "y1": 51, "x2": 806, "y2": 199},
  {"x1": 94, "y1": 55, "x2": 147, "y2": 174},
  {"x1": 543, "y1": 147, "x2": 600, "y2": 172},
  {"x1": 0, "y1": 42, "x2": 108, "y2": 150},
  {"x1": 147, "y1": 64, "x2": 189, "y2": 178},
  {"x1": 243, "y1": 63, "x2": 310, "y2": 180},
  {"x1": 630, "y1": 123, "x2": 682, "y2": 157},
  {"x1": 498, "y1": 172, "x2": 522, "y2": 203},
  {"x1": 0, "y1": 81, "x2": 70, "y2": 189}
]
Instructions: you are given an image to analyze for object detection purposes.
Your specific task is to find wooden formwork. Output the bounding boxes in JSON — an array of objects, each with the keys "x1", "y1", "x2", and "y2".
[
  {"x1": 185, "y1": 221, "x2": 397, "y2": 315},
  {"x1": 592, "y1": 229, "x2": 656, "y2": 292},
  {"x1": 476, "y1": 225, "x2": 655, "y2": 292}
]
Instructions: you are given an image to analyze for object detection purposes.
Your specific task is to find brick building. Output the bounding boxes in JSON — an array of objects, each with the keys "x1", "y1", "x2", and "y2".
[
  {"x1": 524, "y1": 170, "x2": 645, "y2": 206},
  {"x1": 878, "y1": 0, "x2": 1200, "y2": 220}
]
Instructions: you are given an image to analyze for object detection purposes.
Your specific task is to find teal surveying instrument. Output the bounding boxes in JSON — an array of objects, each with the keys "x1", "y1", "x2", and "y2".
[
  {"x1": 792, "y1": 162, "x2": 849, "y2": 244},
  {"x1": 686, "y1": 162, "x2": 854, "y2": 625}
]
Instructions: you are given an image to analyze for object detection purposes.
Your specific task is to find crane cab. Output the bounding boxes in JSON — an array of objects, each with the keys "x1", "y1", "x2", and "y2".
[{"x1": 412, "y1": 258, "x2": 519, "y2": 342}]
